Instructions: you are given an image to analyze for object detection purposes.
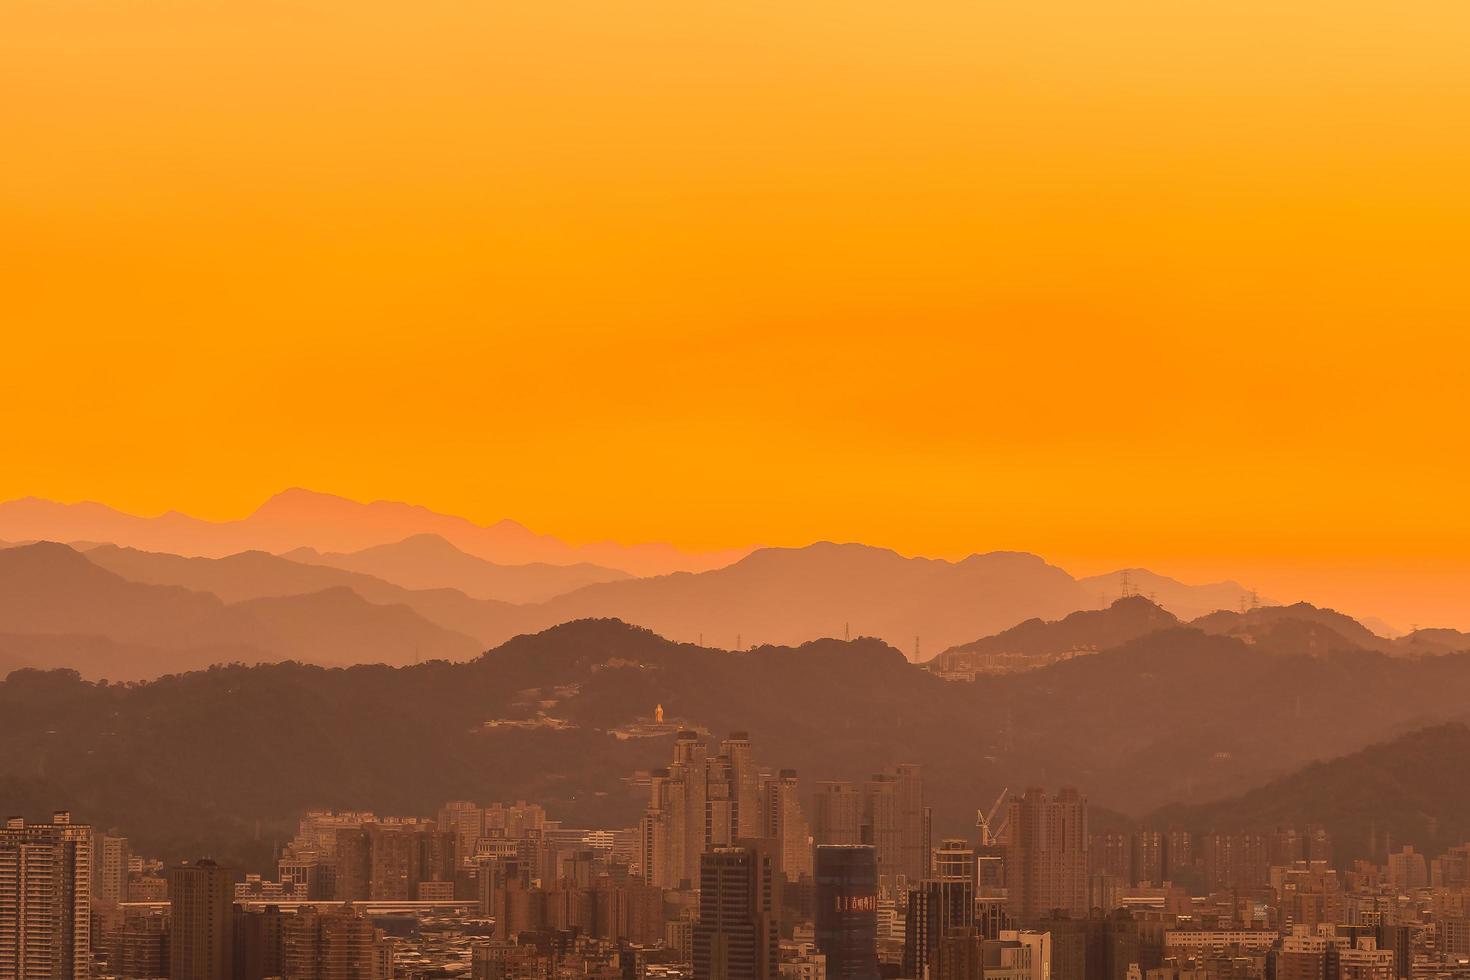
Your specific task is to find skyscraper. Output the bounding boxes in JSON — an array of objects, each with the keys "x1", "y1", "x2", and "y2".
[
  {"x1": 169, "y1": 858, "x2": 235, "y2": 980},
  {"x1": 693, "y1": 845, "x2": 779, "y2": 980},
  {"x1": 761, "y1": 769, "x2": 813, "y2": 882},
  {"x1": 896, "y1": 764, "x2": 927, "y2": 882},
  {"x1": 862, "y1": 766, "x2": 926, "y2": 891},
  {"x1": 815, "y1": 845, "x2": 880, "y2": 980},
  {"x1": 0, "y1": 812, "x2": 93, "y2": 980},
  {"x1": 905, "y1": 839, "x2": 976, "y2": 980},
  {"x1": 723, "y1": 732, "x2": 762, "y2": 840},
  {"x1": 862, "y1": 774, "x2": 900, "y2": 887},
  {"x1": 1003, "y1": 788, "x2": 1088, "y2": 923},
  {"x1": 812, "y1": 782, "x2": 863, "y2": 847}
]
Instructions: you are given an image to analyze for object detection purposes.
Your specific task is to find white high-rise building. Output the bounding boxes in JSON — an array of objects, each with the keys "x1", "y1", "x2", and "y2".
[{"x1": 0, "y1": 811, "x2": 93, "y2": 980}]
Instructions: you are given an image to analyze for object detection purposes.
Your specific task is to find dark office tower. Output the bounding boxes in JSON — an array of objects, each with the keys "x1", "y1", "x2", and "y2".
[
  {"x1": 1003, "y1": 788, "x2": 1088, "y2": 924},
  {"x1": 168, "y1": 859, "x2": 234, "y2": 980},
  {"x1": 233, "y1": 905, "x2": 288, "y2": 980},
  {"x1": 907, "y1": 840, "x2": 977, "y2": 979},
  {"x1": 693, "y1": 845, "x2": 779, "y2": 980},
  {"x1": 897, "y1": 765, "x2": 927, "y2": 883},
  {"x1": 814, "y1": 846, "x2": 880, "y2": 980},
  {"x1": 723, "y1": 732, "x2": 762, "y2": 841},
  {"x1": 813, "y1": 782, "x2": 863, "y2": 846},
  {"x1": 0, "y1": 812, "x2": 93, "y2": 980}
]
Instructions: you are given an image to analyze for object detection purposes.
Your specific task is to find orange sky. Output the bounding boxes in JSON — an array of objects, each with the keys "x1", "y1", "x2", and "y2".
[{"x1": 3, "y1": 1, "x2": 1469, "y2": 629}]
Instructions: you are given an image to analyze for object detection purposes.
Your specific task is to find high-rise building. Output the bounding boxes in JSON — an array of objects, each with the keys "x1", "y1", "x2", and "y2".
[
  {"x1": 905, "y1": 840, "x2": 976, "y2": 979},
  {"x1": 723, "y1": 733, "x2": 762, "y2": 841},
  {"x1": 0, "y1": 812, "x2": 93, "y2": 980},
  {"x1": 168, "y1": 858, "x2": 235, "y2": 980},
  {"x1": 896, "y1": 765, "x2": 927, "y2": 883},
  {"x1": 439, "y1": 801, "x2": 486, "y2": 864},
  {"x1": 814, "y1": 845, "x2": 880, "y2": 980},
  {"x1": 234, "y1": 904, "x2": 289, "y2": 980},
  {"x1": 861, "y1": 766, "x2": 926, "y2": 892},
  {"x1": 282, "y1": 904, "x2": 389, "y2": 979},
  {"x1": 863, "y1": 775, "x2": 900, "y2": 888},
  {"x1": 813, "y1": 782, "x2": 863, "y2": 847},
  {"x1": 693, "y1": 845, "x2": 780, "y2": 980},
  {"x1": 1003, "y1": 788, "x2": 1088, "y2": 923},
  {"x1": 761, "y1": 770, "x2": 813, "y2": 882},
  {"x1": 95, "y1": 834, "x2": 129, "y2": 906},
  {"x1": 115, "y1": 905, "x2": 169, "y2": 979},
  {"x1": 675, "y1": 732, "x2": 710, "y2": 885}
]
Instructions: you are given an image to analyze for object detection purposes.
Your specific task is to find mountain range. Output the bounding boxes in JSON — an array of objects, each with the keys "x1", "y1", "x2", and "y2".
[
  {"x1": 6, "y1": 615, "x2": 1470, "y2": 871},
  {"x1": 0, "y1": 489, "x2": 749, "y2": 577},
  {"x1": 281, "y1": 534, "x2": 630, "y2": 603},
  {"x1": 0, "y1": 535, "x2": 1276, "y2": 675},
  {"x1": 0, "y1": 543, "x2": 482, "y2": 676}
]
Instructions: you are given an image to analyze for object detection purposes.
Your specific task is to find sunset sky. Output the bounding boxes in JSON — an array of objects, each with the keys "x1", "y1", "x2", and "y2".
[{"x1": 3, "y1": 1, "x2": 1468, "y2": 628}]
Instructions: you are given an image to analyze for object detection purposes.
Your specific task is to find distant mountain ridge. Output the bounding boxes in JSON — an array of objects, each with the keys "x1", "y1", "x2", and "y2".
[
  {"x1": 0, "y1": 542, "x2": 481, "y2": 676},
  {"x1": 0, "y1": 489, "x2": 750, "y2": 577},
  {"x1": 2, "y1": 535, "x2": 1321, "y2": 668},
  {"x1": 282, "y1": 533, "x2": 630, "y2": 603}
]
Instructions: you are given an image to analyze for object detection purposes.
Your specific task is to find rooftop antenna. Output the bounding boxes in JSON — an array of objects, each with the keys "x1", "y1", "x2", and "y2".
[
  {"x1": 736, "y1": 633, "x2": 742, "y2": 651},
  {"x1": 698, "y1": 633, "x2": 703, "y2": 647},
  {"x1": 844, "y1": 622, "x2": 851, "y2": 641}
]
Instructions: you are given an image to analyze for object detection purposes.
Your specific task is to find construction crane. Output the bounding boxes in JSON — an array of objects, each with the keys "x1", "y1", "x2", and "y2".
[{"x1": 975, "y1": 787, "x2": 1010, "y2": 846}]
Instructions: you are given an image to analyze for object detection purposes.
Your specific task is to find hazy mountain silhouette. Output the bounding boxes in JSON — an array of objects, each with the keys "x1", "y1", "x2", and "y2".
[
  {"x1": 1395, "y1": 627, "x2": 1470, "y2": 657},
  {"x1": 283, "y1": 533, "x2": 629, "y2": 602},
  {"x1": 932, "y1": 595, "x2": 1181, "y2": 662},
  {"x1": 1075, "y1": 569, "x2": 1261, "y2": 622},
  {"x1": 17, "y1": 536, "x2": 1311, "y2": 665},
  {"x1": 0, "y1": 543, "x2": 482, "y2": 671},
  {"x1": 1189, "y1": 601, "x2": 1393, "y2": 655},
  {"x1": 82, "y1": 543, "x2": 534, "y2": 647},
  {"x1": 9, "y1": 618, "x2": 1470, "y2": 868},
  {"x1": 0, "y1": 489, "x2": 749, "y2": 576},
  {"x1": 1149, "y1": 723, "x2": 1470, "y2": 865},
  {"x1": 523, "y1": 543, "x2": 1088, "y2": 657}
]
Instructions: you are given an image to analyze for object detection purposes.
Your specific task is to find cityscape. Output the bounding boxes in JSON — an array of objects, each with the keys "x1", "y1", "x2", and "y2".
[
  {"x1": 6, "y1": 718, "x2": 1470, "y2": 980},
  {"x1": 5, "y1": 0, "x2": 1468, "y2": 978}
]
